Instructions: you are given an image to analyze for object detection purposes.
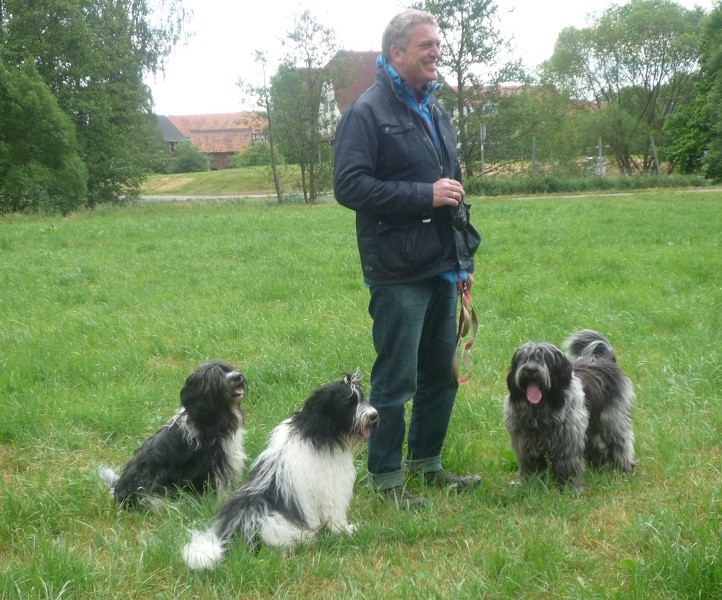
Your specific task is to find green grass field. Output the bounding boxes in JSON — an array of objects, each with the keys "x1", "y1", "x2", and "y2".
[
  {"x1": 142, "y1": 166, "x2": 303, "y2": 197},
  {"x1": 1, "y1": 190, "x2": 720, "y2": 598}
]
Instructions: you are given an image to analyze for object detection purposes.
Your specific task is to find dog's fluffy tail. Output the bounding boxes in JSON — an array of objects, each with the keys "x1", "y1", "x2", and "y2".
[
  {"x1": 98, "y1": 466, "x2": 119, "y2": 494},
  {"x1": 564, "y1": 329, "x2": 616, "y2": 362},
  {"x1": 182, "y1": 528, "x2": 226, "y2": 570}
]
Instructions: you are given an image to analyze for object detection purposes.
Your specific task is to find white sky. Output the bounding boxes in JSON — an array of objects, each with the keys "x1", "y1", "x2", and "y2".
[{"x1": 147, "y1": 0, "x2": 716, "y2": 115}]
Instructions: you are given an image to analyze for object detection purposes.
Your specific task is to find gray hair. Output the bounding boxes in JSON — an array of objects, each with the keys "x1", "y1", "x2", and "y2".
[{"x1": 381, "y1": 10, "x2": 438, "y2": 61}]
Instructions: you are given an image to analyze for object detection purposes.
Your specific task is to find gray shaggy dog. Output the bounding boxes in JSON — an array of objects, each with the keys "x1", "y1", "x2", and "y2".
[{"x1": 504, "y1": 330, "x2": 637, "y2": 489}]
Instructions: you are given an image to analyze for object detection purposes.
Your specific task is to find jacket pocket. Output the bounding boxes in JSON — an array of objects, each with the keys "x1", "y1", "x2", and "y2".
[
  {"x1": 375, "y1": 219, "x2": 442, "y2": 274},
  {"x1": 378, "y1": 121, "x2": 423, "y2": 170}
]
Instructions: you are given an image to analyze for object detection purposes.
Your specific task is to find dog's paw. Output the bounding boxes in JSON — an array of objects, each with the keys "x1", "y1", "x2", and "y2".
[
  {"x1": 624, "y1": 458, "x2": 639, "y2": 473},
  {"x1": 509, "y1": 479, "x2": 523, "y2": 487},
  {"x1": 329, "y1": 521, "x2": 355, "y2": 535}
]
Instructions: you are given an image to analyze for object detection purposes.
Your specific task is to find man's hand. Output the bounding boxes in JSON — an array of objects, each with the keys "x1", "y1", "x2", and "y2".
[
  {"x1": 432, "y1": 178, "x2": 465, "y2": 208},
  {"x1": 457, "y1": 273, "x2": 474, "y2": 295}
]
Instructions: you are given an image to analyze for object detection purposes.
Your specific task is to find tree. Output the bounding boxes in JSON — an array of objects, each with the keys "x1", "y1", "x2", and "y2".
[
  {"x1": 1, "y1": 0, "x2": 188, "y2": 209},
  {"x1": 699, "y1": 2, "x2": 722, "y2": 181},
  {"x1": 271, "y1": 10, "x2": 338, "y2": 203},
  {"x1": 482, "y1": 87, "x2": 579, "y2": 176},
  {"x1": 0, "y1": 62, "x2": 87, "y2": 214},
  {"x1": 661, "y1": 75, "x2": 708, "y2": 174},
  {"x1": 238, "y1": 51, "x2": 285, "y2": 204},
  {"x1": 541, "y1": 0, "x2": 704, "y2": 175},
  {"x1": 413, "y1": 0, "x2": 522, "y2": 178}
]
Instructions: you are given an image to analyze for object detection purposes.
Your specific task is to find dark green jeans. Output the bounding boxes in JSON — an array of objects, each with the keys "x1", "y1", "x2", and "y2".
[{"x1": 366, "y1": 277, "x2": 459, "y2": 490}]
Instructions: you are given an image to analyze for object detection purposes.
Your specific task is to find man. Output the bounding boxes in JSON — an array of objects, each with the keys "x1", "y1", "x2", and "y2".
[{"x1": 333, "y1": 9, "x2": 482, "y2": 509}]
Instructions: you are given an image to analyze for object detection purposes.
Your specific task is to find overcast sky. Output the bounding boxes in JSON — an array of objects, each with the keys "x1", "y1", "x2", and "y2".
[{"x1": 147, "y1": 0, "x2": 716, "y2": 115}]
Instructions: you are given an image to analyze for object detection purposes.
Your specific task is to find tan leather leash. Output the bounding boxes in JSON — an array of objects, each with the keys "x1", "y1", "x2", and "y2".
[{"x1": 453, "y1": 280, "x2": 479, "y2": 383}]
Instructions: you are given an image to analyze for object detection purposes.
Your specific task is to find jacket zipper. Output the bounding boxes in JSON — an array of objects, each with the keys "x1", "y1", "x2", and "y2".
[{"x1": 419, "y1": 104, "x2": 443, "y2": 177}]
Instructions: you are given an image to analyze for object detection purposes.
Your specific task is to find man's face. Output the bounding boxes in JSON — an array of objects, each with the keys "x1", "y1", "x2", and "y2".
[{"x1": 391, "y1": 23, "x2": 442, "y2": 90}]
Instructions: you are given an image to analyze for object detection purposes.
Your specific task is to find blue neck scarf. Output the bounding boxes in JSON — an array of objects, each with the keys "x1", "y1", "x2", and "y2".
[{"x1": 377, "y1": 54, "x2": 441, "y2": 152}]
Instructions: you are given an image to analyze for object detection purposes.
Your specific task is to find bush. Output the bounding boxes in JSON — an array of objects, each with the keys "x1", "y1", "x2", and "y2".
[
  {"x1": 0, "y1": 64, "x2": 87, "y2": 214},
  {"x1": 230, "y1": 142, "x2": 280, "y2": 168},
  {"x1": 464, "y1": 174, "x2": 709, "y2": 197},
  {"x1": 167, "y1": 139, "x2": 209, "y2": 173}
]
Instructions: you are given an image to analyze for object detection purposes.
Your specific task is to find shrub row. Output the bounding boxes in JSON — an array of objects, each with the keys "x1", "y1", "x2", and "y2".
[{"x1": 463, "y1": 174, "x2": 709, "y2": 197}]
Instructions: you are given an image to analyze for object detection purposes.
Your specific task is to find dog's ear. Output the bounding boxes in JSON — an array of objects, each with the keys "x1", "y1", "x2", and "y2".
[
  {"x1": 345, "y1": 369, "x2": 361, "y2": 387},
  {"x1": 551, "y1": 347, "x2": 574, "y2": 389},
  {"x1": 344, "y1": 369, "x2": 364, "y2": 400},
  {"x1": 506, "y1": 347, "x2": 526, "y2": 392}
]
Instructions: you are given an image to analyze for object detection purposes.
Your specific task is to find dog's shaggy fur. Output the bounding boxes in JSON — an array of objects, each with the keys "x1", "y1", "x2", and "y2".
[
  {"x1": 182, "y1": 371, "x2": 379, "y2": 570},
  {"x1": 504, "y1": 330, "x2": 637, "y2": 489},
  {"x1": 99, "y1": 360, "x2": 247, "y2": 509}
]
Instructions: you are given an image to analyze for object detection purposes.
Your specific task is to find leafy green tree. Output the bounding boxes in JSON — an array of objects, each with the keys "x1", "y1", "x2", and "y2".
[
  {"x1": 482, "y1": 87, "x2": 578, "y2": 175},
  {"x1": 413, "y1": 0, "x2": 523, "y2": 177},
  {"x1": 662, "y1": 75, "x2": 708, "y2": 174},
  {"x1": 271, "y1": 10, "x2": 337, "y2": 203},
  {"x1": 1, "y1": 0, "x2": 187, "y2": 208},
  {"x1": 664, "y1": 3, "x2": 722, "y2": 179},
  {"x1": 238, "y1": 51, "x2": 285, "y2": 203},
  {"x1": 541, "y1": 0, "x2": 704, "y2": 175},
  {"x1": 168, "y1": 139, "x2": 209, "y2": 173},
  {"x1": 699, "y1": 3, "x2": 722, "y2": 181},
  {"x1": 0, "y1": 63, "x2": 87, "y2": 214}
]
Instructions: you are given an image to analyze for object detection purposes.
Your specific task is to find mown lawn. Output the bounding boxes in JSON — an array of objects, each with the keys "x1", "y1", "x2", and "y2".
[
  {"x1": 142, "y1": 166, "x2": 302, "y2": 197},
  {"x1": 1, "y1": 190, "x2": 720, "y2": 599}
]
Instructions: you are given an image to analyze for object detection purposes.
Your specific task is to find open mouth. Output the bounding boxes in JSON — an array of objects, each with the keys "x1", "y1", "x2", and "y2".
[
  {"x1": 228, "y1": 373, "x2": 246, "y2": 399},
  {"x1": 525, "y1": 384, "x2": 543, "y2": 405}
]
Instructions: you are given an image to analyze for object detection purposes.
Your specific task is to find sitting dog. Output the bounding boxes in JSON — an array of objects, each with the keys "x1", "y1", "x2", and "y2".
[
  {"x1": 182, "y1": 371, "x2": 379, "y2": 570},
  {"x1": 504, "y1": 330, "x2": 637, "y2": 489},
  {"x1": 99, "y1": 360, "x2": 247, "y2": 509}
]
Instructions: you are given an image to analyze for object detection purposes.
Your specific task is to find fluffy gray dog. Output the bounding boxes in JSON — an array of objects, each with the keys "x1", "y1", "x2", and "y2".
[{"x1": 504, "y1": 330, "x2": 637, "y2": 489}]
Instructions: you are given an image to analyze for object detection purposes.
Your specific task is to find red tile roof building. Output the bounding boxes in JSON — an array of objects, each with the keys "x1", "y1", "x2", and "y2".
[
  {"x1": 165, "y1": 112, "x2": 267, "y2": 170},
  {"x1": 327, "y1": 50, "x2": 379, "y2": 115}
]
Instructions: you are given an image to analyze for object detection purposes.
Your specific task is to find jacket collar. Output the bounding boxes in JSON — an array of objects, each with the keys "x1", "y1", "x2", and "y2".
[{"x1": 376, "y1": 54, "x2": 441, "y2": 108}]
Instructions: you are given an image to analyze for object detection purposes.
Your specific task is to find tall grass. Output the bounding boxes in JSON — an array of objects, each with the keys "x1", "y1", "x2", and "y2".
[{"x1": 1, "y1": 191, "x2": 720, "y2": 599}]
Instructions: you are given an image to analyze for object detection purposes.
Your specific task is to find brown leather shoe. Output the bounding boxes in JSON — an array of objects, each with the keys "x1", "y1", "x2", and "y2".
[
  {"x1": 423, "y1": 469, "x2": 481, "y2": 492},
  {"x1": 383, "y1": 486, "x2": 427, "y2": 510}
]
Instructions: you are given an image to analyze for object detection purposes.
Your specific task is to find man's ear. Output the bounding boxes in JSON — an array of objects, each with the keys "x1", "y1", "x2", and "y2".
[{"x1": 390, "y1": 44, "x2": 404, "y2": 65}]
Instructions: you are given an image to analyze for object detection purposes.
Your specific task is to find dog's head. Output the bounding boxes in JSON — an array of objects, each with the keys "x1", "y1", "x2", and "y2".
[
  {"x1": 289, "y1": 370, "x2": 380, "y2": 451},
  {"x1": 506, "y1": 342, "x2": 573, "y2": 410},
  {"x1": 180, "y1": 360, "x2": 247, "y2": 422}
]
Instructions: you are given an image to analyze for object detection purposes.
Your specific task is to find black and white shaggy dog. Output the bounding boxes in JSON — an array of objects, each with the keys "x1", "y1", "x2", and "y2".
[
  {"x1": 504, "y1": 330, "x2": 637, "y2": 489},
  {"x1": 182, "y1": 371, "x2": 379, "y2": 570},
  {"x1": 99, "y1": 360, "x2": 247, "y2": 509}
]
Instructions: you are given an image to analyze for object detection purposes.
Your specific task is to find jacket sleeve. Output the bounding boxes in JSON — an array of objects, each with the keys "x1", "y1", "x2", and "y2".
[{"x1": 333, "y1": 101, "x2": 434, "y2": 219}]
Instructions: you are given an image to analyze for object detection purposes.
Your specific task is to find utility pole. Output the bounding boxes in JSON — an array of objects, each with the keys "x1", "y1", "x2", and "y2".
[
  {"x1": 532, "y1": 135, "x2": 537, "y2": 177},
  {"x1": 479, "y1": 124, "x2": 486, "y2": 177}
]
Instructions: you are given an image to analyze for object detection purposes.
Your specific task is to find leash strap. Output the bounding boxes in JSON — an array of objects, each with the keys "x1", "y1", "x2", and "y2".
[{"x1": 453, "y1": 281, "x2": 479, "y2": 383}]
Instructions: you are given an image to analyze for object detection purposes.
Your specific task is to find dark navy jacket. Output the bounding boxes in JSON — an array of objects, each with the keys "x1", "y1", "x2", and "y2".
[{"x1": 333, "y1": 68, "x2": 481, "y2": 285}]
